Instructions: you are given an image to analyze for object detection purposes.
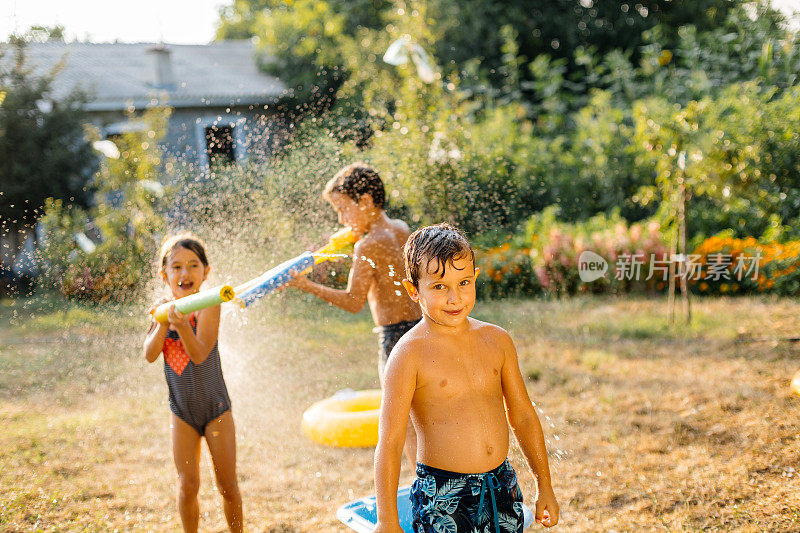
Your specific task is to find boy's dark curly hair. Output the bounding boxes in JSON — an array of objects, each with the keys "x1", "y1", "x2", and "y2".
[
  {"x1": 323, "y1": 162, "x2": 386, "y2": 208},
  {"x1": 404, "y1": 223, "x2": 474, "y2": 287}
]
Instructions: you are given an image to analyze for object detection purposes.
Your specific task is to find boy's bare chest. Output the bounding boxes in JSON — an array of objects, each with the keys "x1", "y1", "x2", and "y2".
[{"x1": 416, "y1": 343, "x2": 504, "y2": 402}]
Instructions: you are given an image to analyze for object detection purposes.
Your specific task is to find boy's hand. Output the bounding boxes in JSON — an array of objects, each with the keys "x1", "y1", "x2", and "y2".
[
  {"x1": 535, "y1": 485, "x2": 559, "y2": 527},
  {"x1": 285, "y1": 272, "x2": 310, "y2": 289}
]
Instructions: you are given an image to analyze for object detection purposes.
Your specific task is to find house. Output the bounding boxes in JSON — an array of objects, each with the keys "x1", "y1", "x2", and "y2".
[
  {"x1": 1, "y1": 40, "x2": 291, "y2": 284},
  {"x1": 21, "y1": 40, "x2": 291, "y2": 168}
]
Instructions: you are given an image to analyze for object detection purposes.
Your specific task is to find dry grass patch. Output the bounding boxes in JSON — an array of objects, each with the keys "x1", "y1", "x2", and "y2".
[{"x1": 1, "y1": 294, "x2": 799, "y2": 531}]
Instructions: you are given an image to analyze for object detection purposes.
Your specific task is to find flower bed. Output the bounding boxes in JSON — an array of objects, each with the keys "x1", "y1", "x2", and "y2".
[
  {"x1": 690, "y1": 236, "x2": 800, "y2": 295},
  {"x1": 531, "y1": 221, "x2": 668, "y2": 296},
  {"x1": 476, "y1": 243, "x2": 540, "y2": 299}
]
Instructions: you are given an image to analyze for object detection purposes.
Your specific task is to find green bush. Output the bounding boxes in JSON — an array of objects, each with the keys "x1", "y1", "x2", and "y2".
[
  {"x1": 476, "y1": 243, "x2": 540, "y2": 300},
  {"x1": 39, "y1": 108, "x2": 170, "y2": 303}
]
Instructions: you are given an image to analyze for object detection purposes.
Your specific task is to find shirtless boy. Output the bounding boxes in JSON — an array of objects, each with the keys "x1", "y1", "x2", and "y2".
[
  {"x1": 288, "y1": 162, "x2": 422, "y2": 460},
  {"x1": 374, "y1": 223, "x2": 559, "y2": 532}
]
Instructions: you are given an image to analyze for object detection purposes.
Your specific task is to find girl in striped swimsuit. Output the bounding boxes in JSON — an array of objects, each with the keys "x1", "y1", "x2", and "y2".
[{"x1": 143, "y1": 233, "x2": 242, "y2": 532}]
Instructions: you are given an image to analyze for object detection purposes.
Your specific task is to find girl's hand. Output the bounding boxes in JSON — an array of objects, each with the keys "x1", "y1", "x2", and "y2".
[
  {"x1": 147, "y1": 297, "x2": 171, "y2": 316},
  {"x1": 146, "y1": 298, "x2": 172, "y2": 334},
  {"x1": 166, "y1": 304, "x2": 191, "y2": 330}
]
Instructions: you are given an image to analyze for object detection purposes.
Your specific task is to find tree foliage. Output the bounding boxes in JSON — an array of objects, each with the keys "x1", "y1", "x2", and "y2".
[
  {"x1": 216, "y1": 0, "x2": 800, "y2": 244},
  {"x1": 0, "y1": 40, "x2": 96, "y2": 229},
  {"x1": 216, "y1": 0, "x2": 747, "y2": 109},
  {"x1": 217, "y1": 0, "x2": 391, "y2": 103},
  {"x1": 39, "y1": 107, "x2": 171, "y2": 303}
]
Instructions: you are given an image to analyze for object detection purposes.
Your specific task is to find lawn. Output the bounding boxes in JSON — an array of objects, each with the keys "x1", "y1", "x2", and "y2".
[{"x1": 1, "y1": 293, "x2": 799, "y2": 531}]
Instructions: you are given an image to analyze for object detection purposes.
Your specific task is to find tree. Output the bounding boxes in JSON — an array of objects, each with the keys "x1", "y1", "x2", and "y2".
[
  {"x1": 216, "y1": 0, "x2": 390, "y2": 104},
  {"x1": 215, "y1": 0, "x2": 747, "y2": 112},
  {"x1": 214, "y1": 0, "x2": 799, "y2": 241},
  {"x1": 0, "y1": 39, "x2": 96, "y2": 231},
  {"x1": 39, "y1": 107, "x2": 171, "y2": 303},
  {"x1": 634, "y1": 98, "x2": 712, "y2": 323}
]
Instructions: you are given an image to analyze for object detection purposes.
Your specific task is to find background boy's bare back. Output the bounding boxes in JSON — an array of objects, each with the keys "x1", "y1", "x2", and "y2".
[
  {"x1": 356, "y1": 215, "x2": 420, "y2": 326},
  {"x1": 389, "y1": 317, "x2": 518, "y2": 473},
  {"x1": 289, "y1": 211, "x2": 419, "y2": 327}
]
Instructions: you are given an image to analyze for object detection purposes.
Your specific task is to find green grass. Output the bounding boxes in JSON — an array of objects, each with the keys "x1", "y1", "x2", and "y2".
[
  {"x1": 579, "y1": 349, "x2": 619, "y2": 371},
  {"x1": 1, "y1": 292, "x2": 143, "y2": 335}
]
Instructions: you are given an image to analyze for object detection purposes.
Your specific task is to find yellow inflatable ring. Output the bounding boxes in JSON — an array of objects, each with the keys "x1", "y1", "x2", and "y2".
[
  {"x1": 791, "y1": 369, "x2": 800, "y2": 396},
  {"x1": 302, "y1": 389, "x2": 381, "y2": 447}
]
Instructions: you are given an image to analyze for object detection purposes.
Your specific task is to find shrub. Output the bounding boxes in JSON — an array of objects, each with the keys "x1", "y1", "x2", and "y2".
[
  {"x1": 527, "y1": 209, "x2": 668, "y2": 296},
  {"x1": 476, "y1": 243, "x2": 540, "y2": 299},
  {"x1": 38, "y1": 108, "x2": 170, "y2": 303}
]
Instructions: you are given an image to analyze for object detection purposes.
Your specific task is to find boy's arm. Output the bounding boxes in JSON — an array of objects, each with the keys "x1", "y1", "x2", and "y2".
[
  {"x1": 499, "y1": 330, "x2": 559, "y2": 527},
  {"x1": 288, "y1": 239, "x2": 375, "y2": 313},
  {"x1": 374, "y1": 343, "x2": 417, "y2": 532},
  {"x1": 170, "y1": 304, "x2": 221, "y2": 365}
]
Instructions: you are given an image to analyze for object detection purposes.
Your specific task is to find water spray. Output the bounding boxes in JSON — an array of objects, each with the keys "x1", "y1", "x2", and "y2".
[{"x1": 150, "y1": 227, "x2": 356, "y2": 320}]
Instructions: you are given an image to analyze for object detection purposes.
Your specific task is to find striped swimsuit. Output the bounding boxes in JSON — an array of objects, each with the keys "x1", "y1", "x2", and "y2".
[{"x1": 163, "y1": 315, "x2": 231, "y2": 436}]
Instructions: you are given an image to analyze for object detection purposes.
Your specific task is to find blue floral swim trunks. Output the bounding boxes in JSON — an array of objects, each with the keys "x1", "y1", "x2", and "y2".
[{"x1": 410, "y1": 459, "x2": 524, "y2": 533}]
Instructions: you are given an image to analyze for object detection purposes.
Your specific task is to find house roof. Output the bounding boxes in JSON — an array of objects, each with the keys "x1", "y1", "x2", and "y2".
[{"x1": 6, "y1": 41, "x2": 290, "y2": 111}]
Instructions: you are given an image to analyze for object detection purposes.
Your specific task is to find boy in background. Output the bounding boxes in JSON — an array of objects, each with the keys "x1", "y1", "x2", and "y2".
[{"x1": 288, "y1": 163, "x2": 422, "y2": 462}]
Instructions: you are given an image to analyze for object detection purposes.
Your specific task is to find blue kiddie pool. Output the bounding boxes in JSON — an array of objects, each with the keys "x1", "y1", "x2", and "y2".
[{"x1": 337, "y1": 486, "x2": 534, "y2": 532}]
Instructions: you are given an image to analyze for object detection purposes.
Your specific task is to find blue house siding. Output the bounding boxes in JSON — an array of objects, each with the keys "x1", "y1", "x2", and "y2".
[{"x1": 16, "y1": 41, "x2": 290, "y2": 170}]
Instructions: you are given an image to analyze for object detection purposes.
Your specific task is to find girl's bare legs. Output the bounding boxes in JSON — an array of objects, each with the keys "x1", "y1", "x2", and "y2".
[
  {"x1": 205, "y1": 411, "x2": 243, "y2": 533},
  {"x1": 172, "y1": 414, "x2": 202, "y2": 533}
]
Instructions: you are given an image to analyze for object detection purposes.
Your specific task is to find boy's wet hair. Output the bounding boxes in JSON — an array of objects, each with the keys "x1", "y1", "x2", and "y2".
[
  {"x1": 404, "y1": 223, "x2": 475, "y2": 287},
  {"x1": 324, "y1": 162, "x2": 386, "y2": 208},
  {"x1": 158, "y1": 232, "x2": 209, "y2": 271}
]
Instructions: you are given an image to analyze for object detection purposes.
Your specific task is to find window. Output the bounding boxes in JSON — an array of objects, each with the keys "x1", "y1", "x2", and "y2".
[{"x1": 205, "y1": 125, "x2": 235, "y2": 166}]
